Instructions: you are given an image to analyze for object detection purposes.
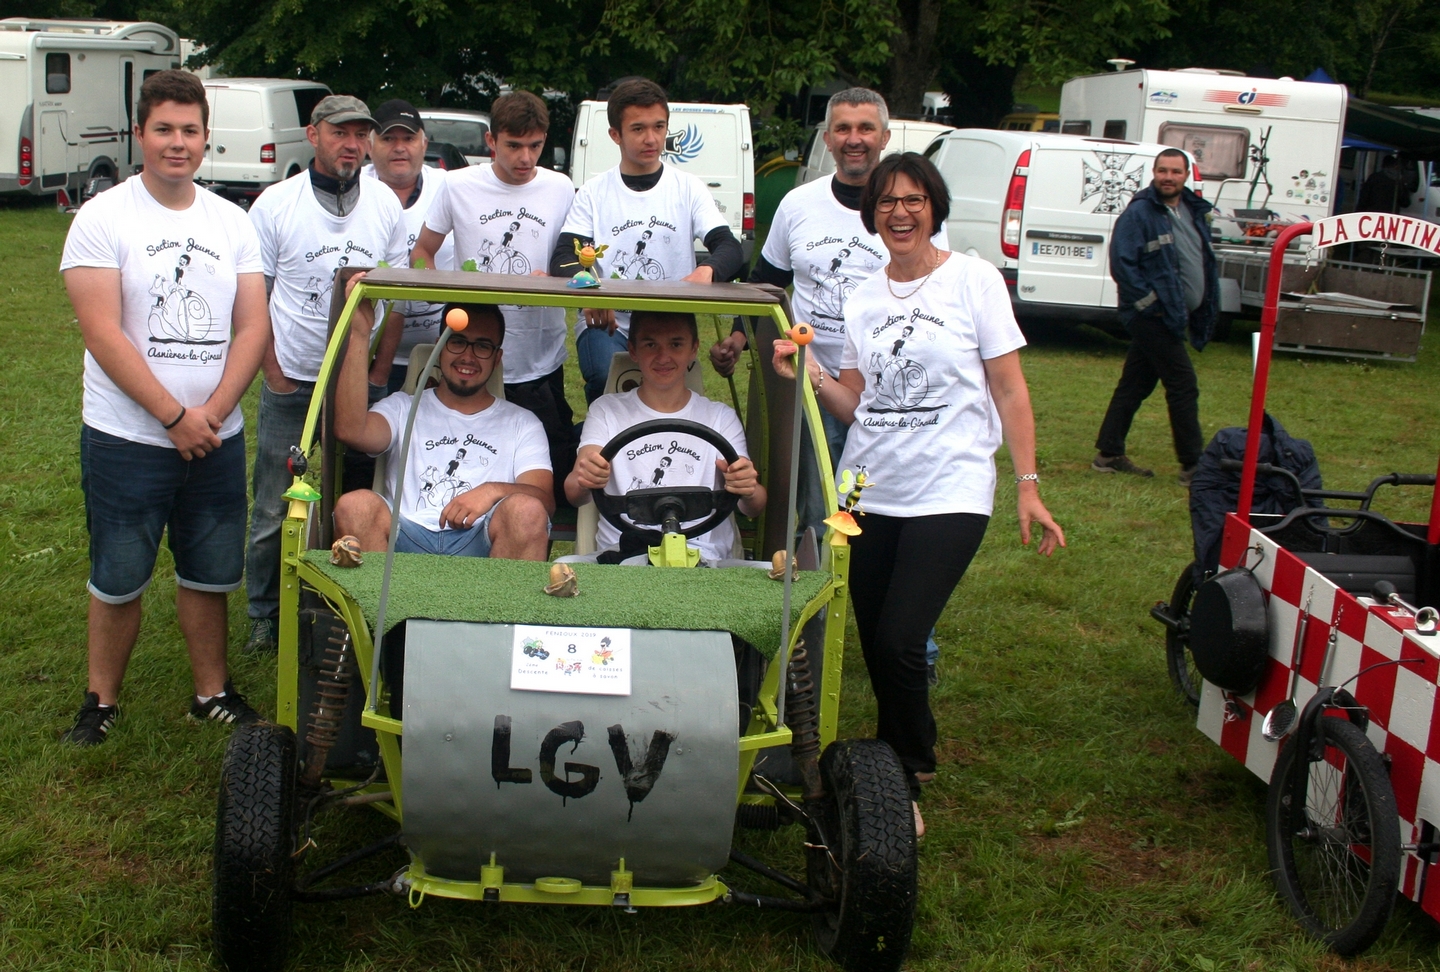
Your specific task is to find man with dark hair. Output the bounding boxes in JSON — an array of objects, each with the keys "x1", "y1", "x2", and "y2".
[
  {"x1": 243, "y1": 95, "x2": 410, "y2": 653},
  {"x1": 362, "y1": 99, "x2": 456, "y2": 391},
  {"x1": 331, "y1": 277, "x2": 554, "y2": 560},
  {"x1": 550, "y1": 78, "x2": 745, "y2": 402},
  {"x1": 59, "y1": 69, "x2": 270, "y2": 744},
  {"x1": 413, "y1": 90, "x2": 577, "y2": 505},
  {"x1": 1094, "y1": 147, "x2": 1217, "y2": 486}
]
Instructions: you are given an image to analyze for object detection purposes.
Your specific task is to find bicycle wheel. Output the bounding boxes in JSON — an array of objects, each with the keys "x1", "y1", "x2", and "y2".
[
  {"x1": 1164, "y1": 563, "x2": 1202, "y2": 707},
  {"x1": 1266, "y1": 715, "x2": 1401, "y2": 956}
]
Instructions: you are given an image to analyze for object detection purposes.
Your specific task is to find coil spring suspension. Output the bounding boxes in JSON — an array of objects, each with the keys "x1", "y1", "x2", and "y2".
[
  {"x1": 301, "y1": 619, "x2": 355, "y2": 790},
  {"x1": 786, "y1": 640, "x2": 824, "y2": 801}
]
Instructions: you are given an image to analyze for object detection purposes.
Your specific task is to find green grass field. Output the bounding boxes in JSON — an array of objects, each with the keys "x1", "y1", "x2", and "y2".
[{"x1": 3, "y1": 199, "x2": 1439, "y2": 971}]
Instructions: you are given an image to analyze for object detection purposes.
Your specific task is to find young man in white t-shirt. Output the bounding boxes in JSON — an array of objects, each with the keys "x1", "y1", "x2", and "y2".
[
  {"x1": 331, "y1": 277, "x2": 553, "y2": 560},
  {"x1": 244, "y1": 94, "x2": 410, "y2": 653},
  {"x1": 548, "y1": 79, "x2": 745, "y2": 402},
  {"x1": 414, "y1": 91, "x2": 577, "y2": 502},
  {"x1": 59, "y1": 70, "x2": 271, "y2": 745},
  {"x1": 565, "y1": 311, "x2": 764, "y2": 564},
  {"x1": 361, "y1": 99, "x2": 456, "y2": 391}
]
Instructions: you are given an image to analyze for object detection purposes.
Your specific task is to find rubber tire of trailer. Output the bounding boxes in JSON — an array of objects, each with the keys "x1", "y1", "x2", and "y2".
[
  {"x1": 1164, "y1": 563, "x2": 1202, "y2": 707},
  {"x1": 1266, "y1": 715, "x2": 1401, "y2": 957},
  {"x1": 806, "y1": 739, "x2": 918, "y2": 972},
  {"x1": 213, "y1": 722, "x2": 299, "y2": 972}
]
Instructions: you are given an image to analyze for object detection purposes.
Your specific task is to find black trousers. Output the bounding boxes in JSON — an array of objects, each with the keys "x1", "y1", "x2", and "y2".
[
  {"x1": 1095, "y1": 313, "x2": 1204, "y2": 467},
  {"x1": 505, "y1": 365, "x2": 577, "y2": 508},
  {"x1": 848, "y1": 511, "x2": 989, "y2": 796}
]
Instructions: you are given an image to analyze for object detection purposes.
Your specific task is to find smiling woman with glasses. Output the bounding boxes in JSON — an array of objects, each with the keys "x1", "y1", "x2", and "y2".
[{"x1": 772, "y1": 151, "x2": 1066, "y2": 839}]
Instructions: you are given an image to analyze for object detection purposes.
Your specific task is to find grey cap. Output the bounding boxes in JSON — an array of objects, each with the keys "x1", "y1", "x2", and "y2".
[{"x1": 310, "y1": 94, "x2": 377, "y2": 128}]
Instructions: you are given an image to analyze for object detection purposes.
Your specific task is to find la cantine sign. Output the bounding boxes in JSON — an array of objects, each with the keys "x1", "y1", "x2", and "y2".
[{"x1": 1311, "y1": 211, "x2": 1440, "y2": 254}]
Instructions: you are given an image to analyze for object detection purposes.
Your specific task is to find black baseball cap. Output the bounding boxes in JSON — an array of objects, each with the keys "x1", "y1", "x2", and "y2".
[{"x1": 374, "y1": 99, "x2": 425, "y2": 134}]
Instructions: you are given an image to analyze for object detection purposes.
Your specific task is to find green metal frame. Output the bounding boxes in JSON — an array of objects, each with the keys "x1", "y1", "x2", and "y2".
[{"x1": 276, "y1": 277, "x2": 845, "y2": 907}]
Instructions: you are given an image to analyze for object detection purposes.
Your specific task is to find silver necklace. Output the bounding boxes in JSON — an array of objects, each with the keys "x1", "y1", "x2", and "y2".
[{"x1": 885, "y1": 249, "x2": 942, "y2": 300}]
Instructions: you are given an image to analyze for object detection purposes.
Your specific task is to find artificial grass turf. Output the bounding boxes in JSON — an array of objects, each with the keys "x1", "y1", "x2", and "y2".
[{"x1": 305, "y1": 551, "x2": 831, "y2": 657}]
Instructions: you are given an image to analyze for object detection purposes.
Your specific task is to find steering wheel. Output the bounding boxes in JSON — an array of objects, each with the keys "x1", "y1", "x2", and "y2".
[{"x1": 592, "y1": 419, "x2": 741, "y2": 544}]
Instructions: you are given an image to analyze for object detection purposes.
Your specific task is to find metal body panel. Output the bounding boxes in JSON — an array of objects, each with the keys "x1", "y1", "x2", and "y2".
[{"x1": 402, "y1": 621, "x2": 738, "y2": 886}]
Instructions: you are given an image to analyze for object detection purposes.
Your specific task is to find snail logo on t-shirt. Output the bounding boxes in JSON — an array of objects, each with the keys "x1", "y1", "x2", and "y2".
[
  {"x1": 607, "y1": 217, "x2": 677, "y2": 281},
  {"x1": 863, "y1": 312, "x2": 950, "y2": 427},
  {"x1": 809, "y1": 248, "x2": 859, "y2": 320},
  {"x1": 302, "y1": 241, "x2": 376, "y2": 315},
  {"x1": 624, "y1": 439, "x2": 701, "y2": 490},
  {"x1": 475, "y1": 219, "x2": 532, "y2": 274}
]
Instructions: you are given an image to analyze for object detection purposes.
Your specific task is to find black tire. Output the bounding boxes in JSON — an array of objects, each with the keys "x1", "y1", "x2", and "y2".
[
  {"x1": 1164, "y1": 563, "x2": 1203, "y2": 707},
  {"x1": 1266, "y1": 715, "x2": 1401, "y2": 956},
  {"x1": 806, "y1": 740, "x2": 917, "y2": 972},
  {"x1": 213, "y1": 722, "x2": 298, "y2": 972}
]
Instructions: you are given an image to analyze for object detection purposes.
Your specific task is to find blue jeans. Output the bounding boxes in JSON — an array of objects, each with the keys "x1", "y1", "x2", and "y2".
[
  {"x1": 245, "y1": 380, "x2": 315, "y2": 621},
  {"x1": 576, "y1": 325, "x2": 630, "y2": 403},
  {"x1": 81, "y1": 425, "x2": 247, "y2": 604},
  {"x1": 394, "y1": 504, "x2": 501, "y2": 557}
]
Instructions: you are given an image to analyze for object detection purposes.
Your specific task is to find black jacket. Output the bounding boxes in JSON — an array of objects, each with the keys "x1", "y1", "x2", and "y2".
[{"x1": 1110, "y1": 184, "x2": 1219, "y2": 350}]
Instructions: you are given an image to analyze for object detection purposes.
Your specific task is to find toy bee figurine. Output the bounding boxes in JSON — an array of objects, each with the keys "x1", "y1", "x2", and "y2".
[
  {"x1": 837, "y1": 466, "x2": 873, "y2": 514},
  {"x1": 562, "y1": 239, "x2": 608, "y2": 289}
]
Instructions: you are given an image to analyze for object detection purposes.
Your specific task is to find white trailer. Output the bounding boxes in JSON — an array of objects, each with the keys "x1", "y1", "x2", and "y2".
[
  {"x1": 1060, "y1": 68, "x2": 1347, "y2": 238},
  {"x1": 0, "y1": 18, "x2": 180, "y2": 200}
]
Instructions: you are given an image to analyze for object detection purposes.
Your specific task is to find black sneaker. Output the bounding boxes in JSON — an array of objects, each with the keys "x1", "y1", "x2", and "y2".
[
  {"x1": 1092, "y1": 453, "x2": 1155, "y2": 477},
  {"x1": 63, "y1": 692, "x2": 117, "y2": 746},
  {"x1": 189, "y1": 681, "x2": 263, "y2": 725},
  {"x1": 244, "y1": 618, "x2": 277, "y2": 654},
  {"x1": 1178, "y1": 464, "x2": 1198, "y2": 488}
]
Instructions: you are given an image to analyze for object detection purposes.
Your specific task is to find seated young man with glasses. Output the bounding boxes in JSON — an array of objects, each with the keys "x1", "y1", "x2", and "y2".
[{"x1": 331, "y1": 275, "x2": 554, "y2": 560}]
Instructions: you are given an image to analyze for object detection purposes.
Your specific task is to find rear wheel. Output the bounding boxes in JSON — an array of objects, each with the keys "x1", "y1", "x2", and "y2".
[
  {"x1": 1164, "y1": 563, "x2": 1202, "y2": 706},
  {"x1": 213, "y1": 722, "x2": 298, "y2": 972},
  {"x1": 806, "y1": 740, "x2": 917, "y2": 972},
  {"x1": 1266, "y1": 716, "x2": 1400, "y2": 956}
]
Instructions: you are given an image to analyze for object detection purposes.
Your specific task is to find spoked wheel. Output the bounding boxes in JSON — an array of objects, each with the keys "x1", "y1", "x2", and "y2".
[
  {"x1": 805, "y1": 740, "x2": 917, "y2": 972},
  {"x1": 1163, "y1": 563, "x2": 1203, "y2": 707},
  {"x1": 1266, "y1": 715, "x2": 1401, "y2": 956},
  {"x1": 213, "y1": 722, "x2": 298, "y2": 972}
]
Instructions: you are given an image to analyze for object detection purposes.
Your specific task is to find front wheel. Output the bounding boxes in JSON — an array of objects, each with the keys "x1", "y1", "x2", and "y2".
[
  {"x1": 1164, "y1": 563, "x2": 1202, "y2": 707},
  {"x1": 806, "y1": 739, "x2": 917, "y2": 972},
  {"x1": 213, "y1": 722, "x2": 298, "y2": 972},
  {"x1": 1266, "y1": 715, "x2": 1401, "y2": 956}
]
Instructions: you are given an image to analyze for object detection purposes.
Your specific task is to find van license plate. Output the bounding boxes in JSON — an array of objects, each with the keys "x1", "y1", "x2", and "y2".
[{"x1": 1031, "y1": 242, "x2": 1095, "y2": 260}]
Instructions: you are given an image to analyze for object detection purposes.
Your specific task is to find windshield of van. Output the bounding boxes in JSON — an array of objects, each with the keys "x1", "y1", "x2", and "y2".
[{"x1": 426, "y1": 118, "x2": 490, "y2": 158}]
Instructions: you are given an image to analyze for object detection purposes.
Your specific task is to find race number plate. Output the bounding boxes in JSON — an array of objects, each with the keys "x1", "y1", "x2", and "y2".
[
  {"x1": 1031, "y1": 241, "x2": 1096, "y2": 260},
  {"x1": 511, "y1": 624, "x2": 632, "y2": 695}
]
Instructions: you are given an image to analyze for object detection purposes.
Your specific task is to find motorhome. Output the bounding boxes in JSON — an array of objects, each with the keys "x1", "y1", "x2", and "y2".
[
  {"x1": 0, "y1": 18, "x2": 181, "y2": 200},
  {"x1": 1060, "y1": 68, "x2": 1347, "y2": 237}
]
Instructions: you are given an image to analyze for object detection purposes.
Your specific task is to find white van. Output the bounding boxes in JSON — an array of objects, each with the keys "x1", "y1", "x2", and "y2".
[
  {"x1": 926, "y1": 129, "x2": 1228, "y2": 323},
  {"x1": 568, "y1": 100, "x2": 756, "y2": 260},
  {"x1": 200, "y1": 79, "x2": 331, "y2": 206},
  {"x1": 793, "y1": 119, "x2": 954, "y2": 187},
  {"x1": 1060, "y1": 69, "x2": 1347, "y2": 236},
  {"x1": 0, "y1": 18, "x2": 180, "y2": 200}
]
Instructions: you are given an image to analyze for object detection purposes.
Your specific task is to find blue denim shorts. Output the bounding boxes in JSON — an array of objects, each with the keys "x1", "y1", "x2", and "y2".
[
  {"x1": 80, "y1": 425, "x2": 247, "y2": 604},
  {"x1": 394, "y1": 503, "x2": 500, "y2": 557}
]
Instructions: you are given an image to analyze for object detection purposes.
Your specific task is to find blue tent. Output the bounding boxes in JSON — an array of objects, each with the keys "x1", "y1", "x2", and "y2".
[{"x1": 1305, "y1": 67, "x2": 1335, "y2": 84}]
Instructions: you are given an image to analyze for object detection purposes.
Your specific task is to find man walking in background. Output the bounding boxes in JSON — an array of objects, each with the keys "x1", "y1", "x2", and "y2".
[{"x1": 1094, "y1": 148, "x2": 1217, "y2": 487}]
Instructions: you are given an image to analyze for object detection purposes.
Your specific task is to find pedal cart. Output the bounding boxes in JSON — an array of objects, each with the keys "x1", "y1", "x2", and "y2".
[
  {"x1": 1156, "y1": 215, "x2": 1440, "y2": 955},
  {"x1": 211, "y1": 270, "x2": 919, "y2": 972}
]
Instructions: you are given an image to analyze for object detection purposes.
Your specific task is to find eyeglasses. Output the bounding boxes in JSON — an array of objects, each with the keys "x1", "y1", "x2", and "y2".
[
  {"x1": 875, "y1": 194, "x2": 930, "y2": 214},
  {"x1": 443, "y1": 334, "x2": 498, "y2": 359}
]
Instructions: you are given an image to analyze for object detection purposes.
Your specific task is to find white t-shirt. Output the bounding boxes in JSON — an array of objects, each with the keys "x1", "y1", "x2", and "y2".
[
  {"x1": 561, "y1": 164, "x2": 728, "y2": 338},
  {"x1": 369, "y1": 390, "x2": 551, "y2": 532},
  {"x1": 361, "y1": 164, "x2": 457, "y2": 365},
  {"x1": 60, "y1": 178, "x2": 262, "y2": 448},
  {"x1": 837, "y1": 254, "x2": 1027, "y2": 518},
  {"x1": 250, "y1": 170, "x2": 408, "y2": 382},
  {"x1": 763, "y1": 177, "x2": 948, "y2": 376},
  {"x1": 424, "y1": 165, "x2": 573, "y2": 382},
  {"x1": 580, "y1": 389, "x2": 747, "y2": 564}
]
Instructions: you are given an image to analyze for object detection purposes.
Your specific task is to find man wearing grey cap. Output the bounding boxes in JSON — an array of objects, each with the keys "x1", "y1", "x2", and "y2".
[{"x1": 243, "y1": 94, "x2": 409, "y2": 653}]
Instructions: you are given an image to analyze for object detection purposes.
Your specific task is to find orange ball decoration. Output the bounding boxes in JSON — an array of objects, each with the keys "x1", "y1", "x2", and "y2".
[
  {"x1": 444, "y1": 307, "x2": 469, "y2": 331},
  {"x1": 789, "y1": 322, "x2": 815, "y2": 345}
]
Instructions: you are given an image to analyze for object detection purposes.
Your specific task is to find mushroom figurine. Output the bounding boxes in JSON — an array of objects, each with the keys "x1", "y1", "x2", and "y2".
[{"x1": 822, "y1": 511, "x2": 863, "y2": 546}]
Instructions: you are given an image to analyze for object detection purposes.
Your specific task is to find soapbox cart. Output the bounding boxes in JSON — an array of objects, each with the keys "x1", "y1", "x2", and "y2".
[
  {"x1": 1154, "y1": 216, "x2": 1440, "y2": 955},
  {"x1": 210, "y1": 270, "x2": 919, "y2": 972}
]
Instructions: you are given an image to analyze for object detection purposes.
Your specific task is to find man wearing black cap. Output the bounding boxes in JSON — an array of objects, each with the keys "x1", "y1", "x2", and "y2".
[
  {"x1": 243, "y1": 94, "x2": 409, "y2": 653},
  {"x1": 363, "y1": 100, "x2": 457, "y2": 391}
]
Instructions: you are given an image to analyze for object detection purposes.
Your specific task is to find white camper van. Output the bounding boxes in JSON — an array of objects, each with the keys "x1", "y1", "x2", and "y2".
[
  {"x1": 200, "y1": 79, "x2": 331, "y2": 206},
  {"x1": 0, "y1": 18, "x2": 180, "y2": 200},
  {"x1": 926, "y1": 129, "x2": 1223, "y2": 324},
  {"x1": 1060, "y1": 69, "x2": 1347, "y2": 235},
  {"x1": 793, "y1": 119, "x2": 954, "y2": 187},
  {"x1": 568, "y1": 100, "x2": 756, "y2": 260}
]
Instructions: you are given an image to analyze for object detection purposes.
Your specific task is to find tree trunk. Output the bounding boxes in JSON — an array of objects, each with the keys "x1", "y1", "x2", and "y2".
[{"x1": 885, "y1": 0, "x2": 943, "y2": 117}]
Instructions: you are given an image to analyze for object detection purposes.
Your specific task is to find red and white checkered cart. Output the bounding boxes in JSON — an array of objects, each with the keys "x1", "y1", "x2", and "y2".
[{"x1": 1174, "y1": 213, "x2": 1440, "y2": 956}]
